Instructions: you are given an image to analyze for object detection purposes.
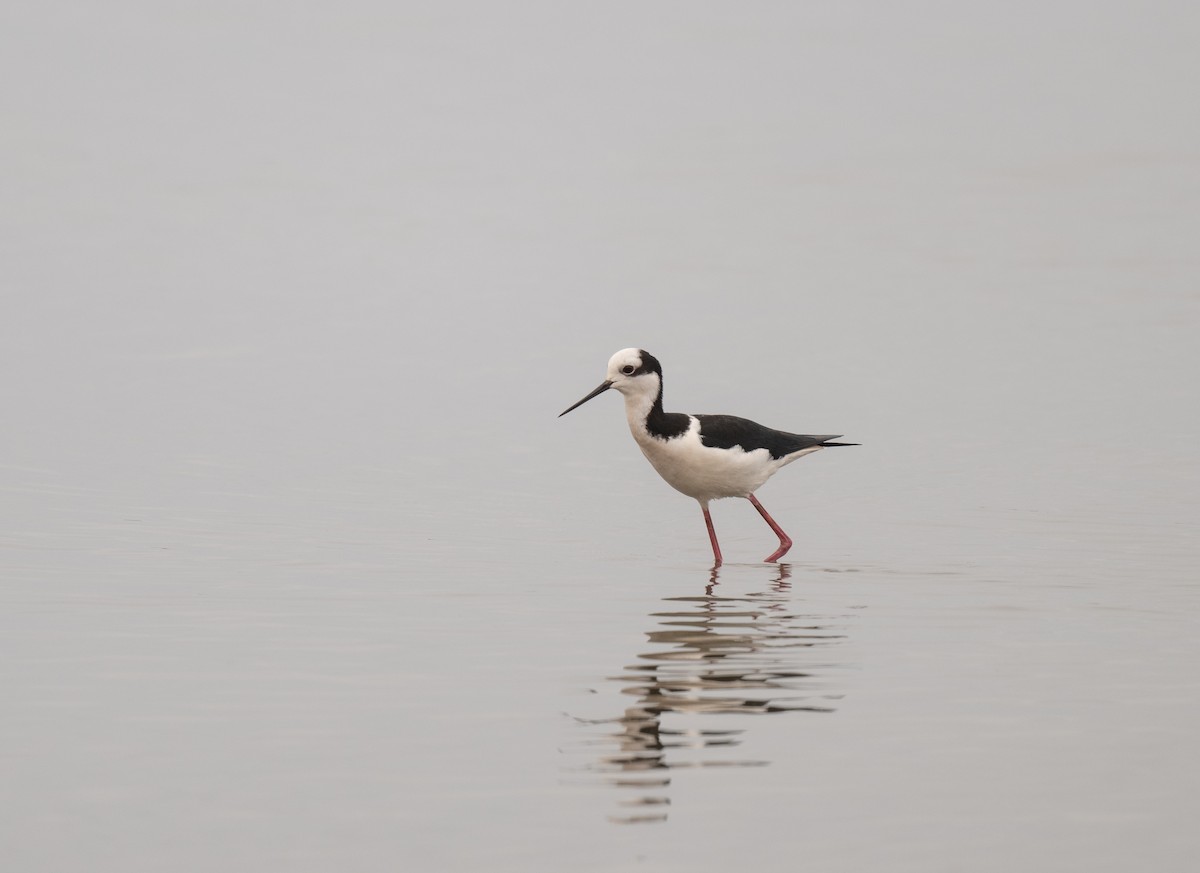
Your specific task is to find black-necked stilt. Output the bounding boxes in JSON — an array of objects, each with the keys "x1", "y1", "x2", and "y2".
[{"x1": 559, "y1": 348, "x2": 857, "y2": 566}]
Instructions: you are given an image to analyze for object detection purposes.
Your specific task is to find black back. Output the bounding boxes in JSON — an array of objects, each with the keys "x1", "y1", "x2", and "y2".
[
  {"x1": 636, "y1": 350, "x2": 857, "y2": 453},
  {"x1": 695, "y1": 414, "x2": 844, "y2": 460}
]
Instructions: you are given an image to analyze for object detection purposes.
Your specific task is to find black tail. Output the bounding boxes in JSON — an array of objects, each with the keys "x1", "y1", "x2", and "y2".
[{"x1": 820, "y1": 440, "x2": 859, "y2": 447}]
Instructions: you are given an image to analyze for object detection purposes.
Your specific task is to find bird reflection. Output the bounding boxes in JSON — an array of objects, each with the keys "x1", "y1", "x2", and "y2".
[{"x1": 573, "y1": 563, "x2": 849, "y2": 824}]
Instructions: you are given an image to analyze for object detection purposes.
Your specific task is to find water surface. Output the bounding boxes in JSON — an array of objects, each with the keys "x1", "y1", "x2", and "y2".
[{"x1": 3, "y1": 2, "x2": 1199, "y2": 871}]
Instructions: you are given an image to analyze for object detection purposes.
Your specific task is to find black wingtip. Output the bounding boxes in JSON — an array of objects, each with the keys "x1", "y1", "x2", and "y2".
[{"x1": 820, "y1": 441, "x2": 860, "y2": 447}]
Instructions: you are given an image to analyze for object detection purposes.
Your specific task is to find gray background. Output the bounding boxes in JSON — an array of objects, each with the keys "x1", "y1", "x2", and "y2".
[{"x1": 3, "y1": 2, "x2": 1198, "y2": 871}]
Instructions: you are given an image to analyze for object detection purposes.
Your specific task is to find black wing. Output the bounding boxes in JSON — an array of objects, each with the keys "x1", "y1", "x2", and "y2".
[{"x1": 694, "y1": 414, "x2": 853, "y2": 460}]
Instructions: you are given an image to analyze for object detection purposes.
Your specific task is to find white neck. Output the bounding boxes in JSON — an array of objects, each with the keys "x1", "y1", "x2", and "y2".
[{"x1": 620, "y1": 374, "x2": 661, "y2": 439}]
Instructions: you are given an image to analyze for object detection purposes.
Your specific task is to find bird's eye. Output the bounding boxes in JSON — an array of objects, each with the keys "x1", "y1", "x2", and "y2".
[{"x1": 621, "y1": 365, "x2": 636, "y2": 375}]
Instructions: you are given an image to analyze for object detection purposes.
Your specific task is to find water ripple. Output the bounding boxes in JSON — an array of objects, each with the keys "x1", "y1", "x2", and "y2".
[{"x1": 567, "y1": 564, "x2": 854, "y2": 824}]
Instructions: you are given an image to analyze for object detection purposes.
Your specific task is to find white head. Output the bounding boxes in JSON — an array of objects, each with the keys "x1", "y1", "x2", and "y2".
[{"x1": 558, "y1": 348, "x2": 664, "y2": 417}]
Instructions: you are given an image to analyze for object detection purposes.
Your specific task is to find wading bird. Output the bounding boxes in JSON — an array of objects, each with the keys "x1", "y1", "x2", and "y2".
[{"x1": 559, "y1": 348, "x2": 856, "y2": 565}]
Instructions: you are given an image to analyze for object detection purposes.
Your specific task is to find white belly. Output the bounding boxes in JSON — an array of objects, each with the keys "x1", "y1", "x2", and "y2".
[{"x1": 631, "y1": 418, "x2": 820, "y2": 502}]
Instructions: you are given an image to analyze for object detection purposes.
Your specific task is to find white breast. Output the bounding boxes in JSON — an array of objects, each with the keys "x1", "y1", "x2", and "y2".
[{"x1": 630, "y1": 417, "x2": 797, "y2": 502}]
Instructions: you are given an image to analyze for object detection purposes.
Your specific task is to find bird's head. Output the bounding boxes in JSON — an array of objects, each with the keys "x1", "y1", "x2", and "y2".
[{"x1": 559, "y1": 348, "x2": 662, "y2": 417}]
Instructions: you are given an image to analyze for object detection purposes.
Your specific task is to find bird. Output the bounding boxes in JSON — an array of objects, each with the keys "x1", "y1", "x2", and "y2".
[{"x1": 559, "y1": 348, "x2": 857, "y2": 566}]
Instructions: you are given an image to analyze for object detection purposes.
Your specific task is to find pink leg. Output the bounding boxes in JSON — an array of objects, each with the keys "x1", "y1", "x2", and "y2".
[
  {"x1": 702, "y1": 505, "x2": 723, "y2": 567},
  {"x1": 748, "y1": 493, "x2": 793, "y2": 562}
]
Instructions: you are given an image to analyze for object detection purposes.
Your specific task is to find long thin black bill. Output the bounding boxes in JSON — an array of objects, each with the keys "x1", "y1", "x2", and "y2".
[{"x1": 558, "y1": 380, "x2": 613, "y2": 417}]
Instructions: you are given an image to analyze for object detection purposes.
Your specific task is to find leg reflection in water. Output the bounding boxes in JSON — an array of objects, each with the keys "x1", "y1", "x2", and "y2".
[{"x1": 569, "y1": 563, "x2": 854, "y2": 824}]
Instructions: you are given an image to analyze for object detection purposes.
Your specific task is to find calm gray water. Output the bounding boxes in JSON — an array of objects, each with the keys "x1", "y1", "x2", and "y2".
[{"x1": 4, "y1": 2, "x2": 1199, "y2": 871}]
